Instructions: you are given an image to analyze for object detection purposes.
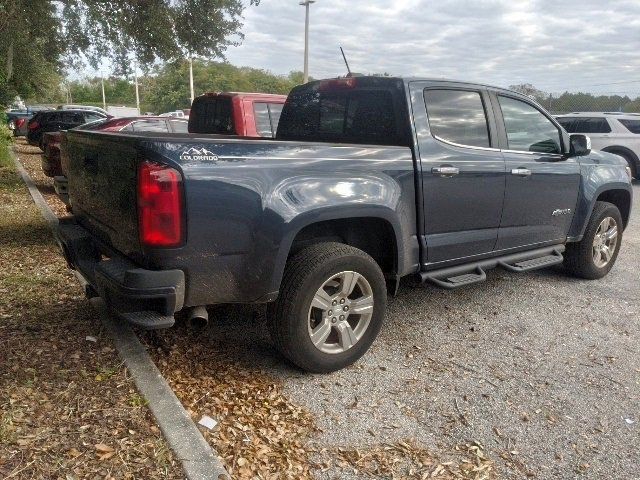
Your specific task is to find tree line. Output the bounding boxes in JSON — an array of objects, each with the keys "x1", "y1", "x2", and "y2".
[
  {"x1": 39, "y1": 60, "x2": 305, "y2": 114},
  {"x1": 509, "y1": 84, "x2": 640, "y2": 113}
]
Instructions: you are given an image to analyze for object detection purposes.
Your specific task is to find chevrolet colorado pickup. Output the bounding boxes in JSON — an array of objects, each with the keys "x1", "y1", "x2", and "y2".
[{"x1": 56, "y1": 76, "x2": 633, "y2": 373}]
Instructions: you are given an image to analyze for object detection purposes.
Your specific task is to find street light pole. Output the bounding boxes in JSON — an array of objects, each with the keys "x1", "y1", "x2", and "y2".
[
  {"x1": 300, "y1": 0, "x2": 315, "y2": 83},
  {"x1": 134, "y1": 59, "x2": 140, "y2": 115},
  {"x1": 101, "y1": 73, "x2": 106, "y2": 111},
  {"x1": 189, "y1": 56, "x2": 195, "y2": 104}
]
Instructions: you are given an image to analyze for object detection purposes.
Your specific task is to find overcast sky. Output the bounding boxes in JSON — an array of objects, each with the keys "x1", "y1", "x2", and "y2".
[{"x1": 223, "y1": 0, "x2": 640, "y2": 95}]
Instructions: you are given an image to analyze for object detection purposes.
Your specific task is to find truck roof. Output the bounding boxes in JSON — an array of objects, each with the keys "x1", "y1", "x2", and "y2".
[
  {"x1": 200, "y1": 91, "x2": 287, "y2": 100},
  {"x1": 305, "y1": 75, "x2": 537, "y2": 100}
]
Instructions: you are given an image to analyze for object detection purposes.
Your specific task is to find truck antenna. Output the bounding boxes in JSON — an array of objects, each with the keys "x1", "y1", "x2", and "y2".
[{"x1": 340, "y1": 47, "x2": 352, "y2": 77}]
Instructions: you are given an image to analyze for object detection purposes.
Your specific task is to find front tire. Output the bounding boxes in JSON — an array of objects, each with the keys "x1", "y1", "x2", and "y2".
[
  {"x1": 564, "y1": 201, "x2": 623, "y2": 279},
  {"x1": 268, "y1": 242, "x2": 387, "y2": 373}
]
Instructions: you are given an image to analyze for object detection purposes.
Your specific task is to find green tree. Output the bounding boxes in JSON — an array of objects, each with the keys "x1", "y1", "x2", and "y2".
[
  {"x1": 0, "y1": 1, "x2": 63, "y2": 104},
  {"x1": 142, "y1": 60, "x2": 302, "y2": 114},
  {"x1": 1, "y1": 0, "x2": 259, "y2": 106}
]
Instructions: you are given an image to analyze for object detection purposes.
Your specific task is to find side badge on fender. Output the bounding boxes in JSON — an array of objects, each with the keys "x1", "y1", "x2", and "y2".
[{"x1": 552, "y1": 208, "x2": 572, "y2": 217}]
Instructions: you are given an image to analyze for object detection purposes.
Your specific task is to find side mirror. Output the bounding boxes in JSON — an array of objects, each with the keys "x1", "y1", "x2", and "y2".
[{"x1": 569, "y1": 134, "x2": 591, "y2": 157}]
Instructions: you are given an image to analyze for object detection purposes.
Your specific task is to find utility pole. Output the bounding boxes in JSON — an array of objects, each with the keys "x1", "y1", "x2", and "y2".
[
  {"x1": 101, "y1": 73, "x2": 106, "y2": 111},
  {"x1": 189, "y1": 56, "x2": 195, "y2": 104},
  {"x1": 134, "y1": 59, "x2": 140, "y2": 114},
  {"x1": 299, "y1": 0, "x2": 315, "y2": 83}
]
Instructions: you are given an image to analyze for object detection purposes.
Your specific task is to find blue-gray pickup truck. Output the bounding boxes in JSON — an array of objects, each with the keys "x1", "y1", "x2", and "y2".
[{"x1": 56, "y1": 76, "x2": 633, "y2": 372}]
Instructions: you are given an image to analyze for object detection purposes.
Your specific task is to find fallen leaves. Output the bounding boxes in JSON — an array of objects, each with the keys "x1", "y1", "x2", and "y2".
[{"x1": 0, "y1": 142, "x2": 183, "y2": 479}]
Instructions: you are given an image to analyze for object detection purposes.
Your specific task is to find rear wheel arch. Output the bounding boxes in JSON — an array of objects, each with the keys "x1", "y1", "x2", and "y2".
[{"x1": 270, "y1": 213, "x2": 403, "y2": 294}]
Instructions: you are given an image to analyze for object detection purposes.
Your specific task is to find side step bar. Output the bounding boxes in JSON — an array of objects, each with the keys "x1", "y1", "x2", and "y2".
[{"x1": 420, "y1": 245, "x2": 565, "y2": 290}]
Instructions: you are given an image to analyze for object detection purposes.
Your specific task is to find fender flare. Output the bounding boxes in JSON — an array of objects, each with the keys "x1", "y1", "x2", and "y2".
[
  {"x1": 267, "y1": 205, "x2": 406, "y2": 293},
  {"x1": 573, "y1": 182, "x2": 633, "y2": 239}
]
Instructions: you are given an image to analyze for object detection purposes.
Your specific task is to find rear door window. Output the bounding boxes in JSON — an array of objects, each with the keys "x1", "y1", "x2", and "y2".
[
  {"x1": 130, "y1": 119, "x2": 169, "y2": 132},
  {"x1": 424, "y1": 89, "x2": 491, "y2": 148},
  {"x1": 573, "y1": 117, "x2": 611, "y2": 133},
  {"x1": 84, "y1": 112, "x2": 105, "y2": 123},
  {"x1": 498, "y1": 96, "x2": 562, "y2": 154},
  {"x1": 61, "y1": 112, "x2": 84, "y2": 124},
  {"x1": 253, "y1": 103, "x2": 273, "y2": 137},
  {"x1": 619, "y1": 119, "x2": 640, "y2": 134},
  {"x1": 169, "y1": 120, "x2": 189, "y2": 133},
  {"x1": 556, "y1": 117, "x2": 578, "y2": 133},
  {"x1": 253, "y1": 102, "x2": 285, "y2": 138}
]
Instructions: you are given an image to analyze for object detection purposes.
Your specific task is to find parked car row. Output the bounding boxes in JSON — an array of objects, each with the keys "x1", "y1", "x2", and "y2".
[
  {"x1": 45, "y1": 116, "x2": 190, "y2": 206},
  {"x1": 39, "y1": 92, "x2": 287, "y2": 208}
]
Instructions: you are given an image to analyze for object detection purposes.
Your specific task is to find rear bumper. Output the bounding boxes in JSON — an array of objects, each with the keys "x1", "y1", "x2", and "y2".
[
  {"x1": 53, "y1": 176, "x2": 70, "y2": 207},
  {"x1": 42, "y1": 156, "x2": 62, "y2": 177},
  {"x1": 55, "y1": 218, "x2": 185, "y2": 329}
]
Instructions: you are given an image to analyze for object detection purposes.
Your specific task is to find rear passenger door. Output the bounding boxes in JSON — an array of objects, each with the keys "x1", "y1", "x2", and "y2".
[
  {"x1": 491, "y1": 93, "x2": 580, "y2": 249},
  {"x1": 410, "y1": 82, "x2": 506, "y2": 266}
]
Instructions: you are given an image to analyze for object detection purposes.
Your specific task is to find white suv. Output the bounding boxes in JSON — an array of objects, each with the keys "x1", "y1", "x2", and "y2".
[{"x1": 556, "y1": 112, "x2": 640, "y2": 179}]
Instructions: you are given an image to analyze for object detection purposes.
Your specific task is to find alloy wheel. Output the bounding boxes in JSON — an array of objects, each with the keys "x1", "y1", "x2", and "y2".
[{"x1": 307, "y1": 271, "x2": 374, "y2": 354}]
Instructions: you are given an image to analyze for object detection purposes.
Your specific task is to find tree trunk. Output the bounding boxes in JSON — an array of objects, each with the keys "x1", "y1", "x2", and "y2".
[{"x1": 6, "y1": 41, "x2": 13, "y2": 81}]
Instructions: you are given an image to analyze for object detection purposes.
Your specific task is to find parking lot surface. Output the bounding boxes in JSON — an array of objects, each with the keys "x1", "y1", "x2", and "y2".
[
  {"x1": 155, "y1": 180, "x2": 639, "y2": 479},
  {"x1": 12, "y1": 139, "x2": 639, "y2": 478}
]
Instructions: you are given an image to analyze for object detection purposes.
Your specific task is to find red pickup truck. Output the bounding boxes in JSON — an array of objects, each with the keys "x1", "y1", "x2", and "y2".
[{"x1": 188, "y1": 92, "x2": 287, "y2": 138}]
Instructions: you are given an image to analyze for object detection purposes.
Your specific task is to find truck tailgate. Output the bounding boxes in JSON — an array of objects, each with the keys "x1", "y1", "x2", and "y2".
[{"x1": 65, "y1": 131, "x2": 141, "y2": 257}]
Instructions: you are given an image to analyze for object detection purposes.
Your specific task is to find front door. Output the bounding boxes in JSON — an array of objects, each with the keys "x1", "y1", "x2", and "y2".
[
  {"x1": 491, "y1": 93, "x2": 581, "y2": 250},
  {"x1": 410, "y1": 82, "x2": 506, "y2": 267}
]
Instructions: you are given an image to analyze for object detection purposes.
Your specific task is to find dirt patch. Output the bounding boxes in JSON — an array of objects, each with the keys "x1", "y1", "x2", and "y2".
[{"x1": 0, "y1": 143, "x2": 184, "y2": 479}]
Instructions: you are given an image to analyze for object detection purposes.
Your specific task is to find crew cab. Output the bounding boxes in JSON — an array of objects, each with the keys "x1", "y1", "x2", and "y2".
[
  {"x1": 56, "y1": 77, "x2": 633, "y2": 373},
  {"x1": 188, "y1": 92, "x2": 286, "y2": 138}
]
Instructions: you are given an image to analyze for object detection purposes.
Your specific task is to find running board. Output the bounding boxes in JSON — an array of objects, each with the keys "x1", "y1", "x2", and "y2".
[
  {"x1": 420, "y1": 245, "x2": 565, "y2": 290},
  {"x1": 498, "y1": 250, "x2": 564, "y2": 272}
]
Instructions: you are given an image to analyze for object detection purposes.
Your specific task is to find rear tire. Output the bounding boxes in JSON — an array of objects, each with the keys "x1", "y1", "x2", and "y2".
[
  {"x1": 564, "y1": 201, "x2": 623, "y2": 279},
  {"x1": 267, "y1": 242, "x2": 387, "y2": 373}
]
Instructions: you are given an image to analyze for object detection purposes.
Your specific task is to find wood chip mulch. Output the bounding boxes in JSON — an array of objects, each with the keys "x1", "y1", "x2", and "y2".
[{"x1": 0, "y1": 141, "x2": 184, "y2": 479}]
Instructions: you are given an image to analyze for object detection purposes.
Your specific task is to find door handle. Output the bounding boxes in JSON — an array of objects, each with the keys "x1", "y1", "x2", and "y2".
[
  {"x1": 432, "y1": 166, "x2": 459, "y2": 176},
  {"x1": 511, "y1": 168, "x2": 532, "y2": 176}
]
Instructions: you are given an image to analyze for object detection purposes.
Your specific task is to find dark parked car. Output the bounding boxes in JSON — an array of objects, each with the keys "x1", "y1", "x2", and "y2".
[
  {"x1": 6, "y1": 106, "x2": 52, "y2": 136},
  {"x1": 46, "y1": 116, "x2": 189, "y2": 206},
  {"x1": 56, "y1": 76, "x2": 632, "y2": 373},
  {"x1": 27, "y1": 109, "x2": 107, "y2": 149}
]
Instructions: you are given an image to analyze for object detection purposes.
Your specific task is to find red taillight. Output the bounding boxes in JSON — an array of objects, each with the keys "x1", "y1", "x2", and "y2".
[
  {"x1": 28, "y1": 121, "x2": 39, "y2": 130},
  {"x1": 318, "y1": 77, "x2": 357, "y2": 91},
  {"x1": 16, "y1": 118, "x2": 26, "y2": 128},
  {"x1": 137, "y1": 161, "x2": 184, "y2": 247}
]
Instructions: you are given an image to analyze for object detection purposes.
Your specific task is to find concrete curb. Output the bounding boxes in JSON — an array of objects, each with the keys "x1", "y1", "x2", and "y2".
[
  {"x1": 11, "y1": 149, "x2": 59, "y2": 228},
  {"x1": 11, "y1": 146, "x2": 230, "y2": 480}
]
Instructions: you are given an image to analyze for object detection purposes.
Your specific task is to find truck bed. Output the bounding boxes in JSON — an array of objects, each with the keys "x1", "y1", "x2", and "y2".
[{"x1": 64, "y1": 129, "x2": 419, "y2": 306}]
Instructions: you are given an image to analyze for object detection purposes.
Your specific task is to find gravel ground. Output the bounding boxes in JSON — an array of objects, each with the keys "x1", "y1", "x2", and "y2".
[
  {"x1": 174, "y1": 181, "x2": 639, "y2": 479},
  {"x1": 14, "y1": 134, "x2": 638, "y2": 478}
]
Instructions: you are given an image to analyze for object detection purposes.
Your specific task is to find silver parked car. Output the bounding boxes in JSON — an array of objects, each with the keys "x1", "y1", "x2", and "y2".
[{"x1": 556, "y1": 112, "x2": 640, "y2": 179}]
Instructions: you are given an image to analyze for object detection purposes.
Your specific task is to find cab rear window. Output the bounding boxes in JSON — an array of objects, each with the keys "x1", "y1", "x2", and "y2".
[
  {"x1": 277, "y1": 79, "x2": 409, "y2": 146},
  {"x1": 188, "y1": 96, "x2": 235, "y2": 134}
]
